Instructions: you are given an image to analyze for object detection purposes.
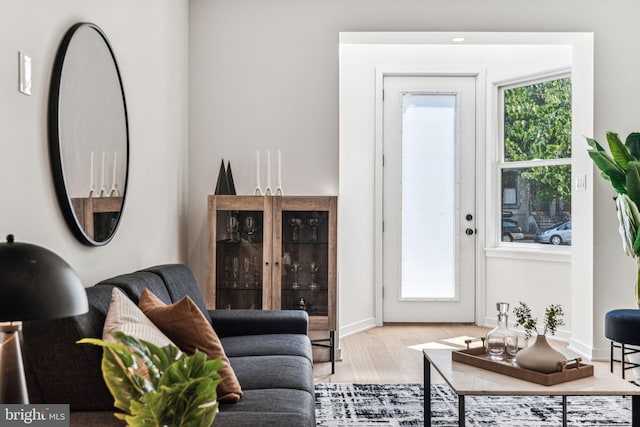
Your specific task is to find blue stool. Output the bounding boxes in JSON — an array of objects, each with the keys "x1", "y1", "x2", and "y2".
[{"x1": 605, "y1": 309, "x2": 640, "y2": 379}]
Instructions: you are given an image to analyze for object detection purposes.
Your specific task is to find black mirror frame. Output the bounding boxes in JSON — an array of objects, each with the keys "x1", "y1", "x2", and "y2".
[{"x1": 48, "y1": 22, "x2": 130, "y2": 246}]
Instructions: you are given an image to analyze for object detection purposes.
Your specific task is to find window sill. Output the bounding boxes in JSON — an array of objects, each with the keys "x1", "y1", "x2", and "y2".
[{"x1": 484, "y1": 245, "x2": 571, "y2": 263}]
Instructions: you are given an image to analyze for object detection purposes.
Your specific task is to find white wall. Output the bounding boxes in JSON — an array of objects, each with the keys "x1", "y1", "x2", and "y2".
[
  {"x1": 1, "y1": 0, "x2": 189, "y2": 285},
  {"x1": 188, "y1": 0, "x2": 640, "y2": 358}
]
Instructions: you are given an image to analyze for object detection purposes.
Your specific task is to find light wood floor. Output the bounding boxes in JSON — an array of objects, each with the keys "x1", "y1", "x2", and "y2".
[
  {"x1": 313, "y1": 324, "x2": 489, "y2": 383},
  {"x1": 313, "y1": 324, "x2": 613, "y2": 384}
]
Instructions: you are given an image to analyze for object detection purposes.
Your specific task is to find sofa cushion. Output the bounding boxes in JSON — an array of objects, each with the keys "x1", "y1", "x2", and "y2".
[
  {"x1": 210, "y1": 309, "x2": 308, "y2": 337},
  {"x1": 103, "y1": 287, "x2": 173, "y2": 348},
  {"x1": 229, "y1": 355, "x2": 313, "y2": 392},
  {"x1": 221, "y1": 334, "x2": 312, "y2": 362},
  {"x1": 215, "y1": 388, "x2": 315, "y2": 427},
  {"x1": 138, "y1": 288, "x2": 243, "y2": 403},
  {"x1": 96, "y1": 271, "x2": 171, "y2": 305},
  {"x1": 23, "y1": 285, "x2": 115, "y2": 411}
]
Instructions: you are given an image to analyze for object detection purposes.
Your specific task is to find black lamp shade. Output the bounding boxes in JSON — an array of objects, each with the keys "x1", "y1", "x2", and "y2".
[{"x1": 0, "y1": 235, "x2": 88, "y2": 322}]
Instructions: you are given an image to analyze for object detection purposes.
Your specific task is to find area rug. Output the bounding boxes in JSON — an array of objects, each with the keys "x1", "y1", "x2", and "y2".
[{"x1": 315, "y1": 383, "x2": 632, "y2": 426}]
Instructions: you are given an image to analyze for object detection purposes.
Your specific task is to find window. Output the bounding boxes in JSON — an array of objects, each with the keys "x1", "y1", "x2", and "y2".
[{"x1": 499, "y1": 76, "x2": 572, "y2": 245}]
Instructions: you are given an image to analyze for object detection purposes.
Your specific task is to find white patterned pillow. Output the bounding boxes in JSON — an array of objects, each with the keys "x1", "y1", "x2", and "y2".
[{"x1": 103, "y1": 287, "x2": 174, "y2": 347}]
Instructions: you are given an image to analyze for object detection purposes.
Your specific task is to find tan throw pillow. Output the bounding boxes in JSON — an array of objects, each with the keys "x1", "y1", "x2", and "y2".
[
  {"x1": 138, "y1": 288, "x2": 243, "y2": 403},
  {"x1": 103, "y1": 287, "x2": 176, "y2": 381},
  {"x1": 103, "y1": 287, "x2": 174, "y2": 348}
]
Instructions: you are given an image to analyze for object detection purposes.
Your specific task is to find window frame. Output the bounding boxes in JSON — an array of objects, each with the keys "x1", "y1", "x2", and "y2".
[{"x1": 496, "y1": 71, "x2": 572, "y2": 248}]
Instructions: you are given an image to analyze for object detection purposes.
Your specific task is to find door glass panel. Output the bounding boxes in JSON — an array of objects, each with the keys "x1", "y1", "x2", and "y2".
[
  {"x1": 401, "y1": 94, "x2": 456, "y2": 299},
  {"x1": 281, "y1": 210, "x2": 329, "y2": 315},
  {"x1": 215, "y1": 210, "x2": 263, "y2": 309}
]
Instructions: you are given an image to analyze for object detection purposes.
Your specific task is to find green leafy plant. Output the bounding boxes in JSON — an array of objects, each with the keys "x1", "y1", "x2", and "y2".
[
  {"x1": 513, "y1": 301, "x2": 565, "y2": 337},
  {"x1": 78, "y1": 332, "x2": 222, "y2": 427},
  {"x1": 587, "y1": 131, "x2": 640, "y2": 306}
]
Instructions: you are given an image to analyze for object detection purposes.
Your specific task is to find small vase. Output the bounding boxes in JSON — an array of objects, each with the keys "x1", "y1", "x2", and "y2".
[{"x1": 515, "y1": 335, "x2": 566, "y2": 374}]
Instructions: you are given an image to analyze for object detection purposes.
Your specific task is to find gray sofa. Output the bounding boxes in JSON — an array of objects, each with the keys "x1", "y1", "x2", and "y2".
[{"x1": 22, "y1": 264, "x2": 316, "y2": 427}]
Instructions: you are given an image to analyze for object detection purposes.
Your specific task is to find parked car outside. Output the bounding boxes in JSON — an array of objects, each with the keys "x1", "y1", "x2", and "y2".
[
  {"x1": 502, "y1": 219, "x2": 524, "y2": 242},
  {"x1": 535, "y1": 221, "x2": 572, "y2": 245}
]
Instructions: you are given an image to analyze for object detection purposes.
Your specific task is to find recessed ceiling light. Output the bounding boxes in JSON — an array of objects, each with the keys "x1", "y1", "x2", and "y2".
[{"x1": 452, "y1": 37, "x2": 466, "y2": 43}]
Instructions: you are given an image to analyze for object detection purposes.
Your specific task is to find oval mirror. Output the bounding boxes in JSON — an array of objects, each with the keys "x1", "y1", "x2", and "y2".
[{"x1": 49, "y1": 23, "x2": 129, "y2": 246}]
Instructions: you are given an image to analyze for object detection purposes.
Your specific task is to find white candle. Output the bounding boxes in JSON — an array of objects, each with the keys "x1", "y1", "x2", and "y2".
[
  {"x1": 90, "y1": 151, "x2": 94, "y2": 185},
  {"x1": 278, "y1": 149, "x2": 282, "y2": 184},
  {"x1": 256, "y1": 150, "x2": 260, "y2": 184},
  {"x1": 112, "y1": 151, "x2": 118, "y2": 183},
  {"x1": 267, "y1": 150, "x2": 271, "y2": 186},
  {"x1": 101, "y1": 152, "x2": 105, "y2": 181},
  {"x1": 265, "y1": 149, "x2": 272, "y2": 195}
]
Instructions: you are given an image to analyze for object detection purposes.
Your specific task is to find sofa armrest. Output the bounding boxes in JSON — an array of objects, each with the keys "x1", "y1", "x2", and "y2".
[{"x1": 208, "y1": 309, "x2": 308, "y2": 337}]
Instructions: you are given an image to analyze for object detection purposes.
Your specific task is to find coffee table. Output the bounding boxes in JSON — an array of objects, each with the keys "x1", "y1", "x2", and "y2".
[{"x1": 423, "y1": 348, "x2": 640, "y2": 427}]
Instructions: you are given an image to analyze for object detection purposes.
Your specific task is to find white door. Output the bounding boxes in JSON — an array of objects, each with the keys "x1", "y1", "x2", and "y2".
[{"x1": 382, "y1": 75, "x2": 476, "y2": 323}]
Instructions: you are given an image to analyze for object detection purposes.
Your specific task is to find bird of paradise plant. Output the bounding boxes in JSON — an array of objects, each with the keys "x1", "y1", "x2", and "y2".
[{"x1": 587, "y1": 131, "x2": 640, "y2": 306}]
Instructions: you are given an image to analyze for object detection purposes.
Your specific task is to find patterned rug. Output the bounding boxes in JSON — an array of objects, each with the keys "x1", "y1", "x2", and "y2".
[{"x1": 315, "y1": 383, "x2": 633, "y2": 426}]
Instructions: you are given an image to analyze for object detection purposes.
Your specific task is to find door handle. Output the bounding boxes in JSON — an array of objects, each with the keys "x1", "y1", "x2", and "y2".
[{"x1": 465, "y1": 228, "x2": 474, "y2": 236}]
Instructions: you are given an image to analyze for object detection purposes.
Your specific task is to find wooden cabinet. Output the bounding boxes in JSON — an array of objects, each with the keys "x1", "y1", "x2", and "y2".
[
  {"x1": 207, "y1": 195, "x2": 337, "y2": 333},
  {"x1": 71, "y1": 196, "x2": 123, "y2": 241}
]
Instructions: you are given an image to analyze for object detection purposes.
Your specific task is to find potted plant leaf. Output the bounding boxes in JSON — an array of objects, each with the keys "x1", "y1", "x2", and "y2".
[
  {"x1": 512, "y1": 302, "x2": 567, "y2": 373},
  {"x1": 78, "y1": 331, "x2": 223, "y2": 427},
  {"x1": 587, "y1": 131, "x2": 640, "y2": 307}
]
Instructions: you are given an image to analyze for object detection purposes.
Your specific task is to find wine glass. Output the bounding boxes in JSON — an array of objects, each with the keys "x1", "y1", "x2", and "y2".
[
  {"x1": 223, "y1": 255, "x2": 230, "y2": 287},
  {"x1": 309, "y1": 261, "x2": 319, "y2": 289},
  {"x1": 245, "y1": 216, "x2": 257, "y2": 243},
  {"x1": 232, "y1": 256, "x2": 239, "y2": 288},
  {"x1": 228, "y1": 214, "x2": 239, "y2": 242},
  {"x1": 290, "y1": 262, "x2": 303, "y2": 289},
  {"x1": 252, "y1": 256, "x2": 260, "y2": 287},
  {"x1": 243, "y1": 257, "x2": 251, "y2": 288},
  {"x1": 306, "y1": 218, "x2": 322, "y2": 242},
  {"x1": 289, "y1": 218, "x2": 303, "y2": 241}
]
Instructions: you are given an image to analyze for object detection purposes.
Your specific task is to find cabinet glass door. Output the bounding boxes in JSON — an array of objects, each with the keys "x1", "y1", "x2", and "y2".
[
  {"x1": 215, "y1": 209, "x2": 264, "y2": 309},
  {"x1": 280, "y1": 210, "x2": 330, "y2": 316}
]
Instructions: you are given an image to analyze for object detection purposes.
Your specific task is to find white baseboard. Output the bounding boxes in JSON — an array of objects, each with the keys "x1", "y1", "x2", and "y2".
[
  {"x1": 567, "y1": 337, "x2": 610, "y2": 362},
  {"x1": 340, "y1": 317, "x2": 377, "y2": 339}
]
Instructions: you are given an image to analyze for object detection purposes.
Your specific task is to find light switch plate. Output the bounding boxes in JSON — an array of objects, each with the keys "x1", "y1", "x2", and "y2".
[
  {"x1": 19, "y1": 52, "x2": 32, "y2": 95},
  {"x1": 575, "y1": 174, "x2": 587, "y2": 192}
]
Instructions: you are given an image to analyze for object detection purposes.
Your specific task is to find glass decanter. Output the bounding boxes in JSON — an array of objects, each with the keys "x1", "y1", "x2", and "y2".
[{"x1": 485, "y1": 302, "x2": 516, "y2": 361}]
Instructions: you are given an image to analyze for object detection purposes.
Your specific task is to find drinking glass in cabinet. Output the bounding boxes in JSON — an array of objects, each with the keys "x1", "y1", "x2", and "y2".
[
  {"x1": 289, "y1": 218, "x2": 303, "y2": 241},
  {"x1": 244, "y1": 216, "x2": 256, "y2": 243},
  {"x1": 309, "y1": 261, "x2": 319, "y2": 289},
  {"x1": 290, "y1": 262, "x2": 303, "y2": 289},
  {"x1": 307, "y1": 218, "x2": 322, "y2": 242},
  {"x1": 227, "y1": 214, "x2": 239, "y2": 242}
]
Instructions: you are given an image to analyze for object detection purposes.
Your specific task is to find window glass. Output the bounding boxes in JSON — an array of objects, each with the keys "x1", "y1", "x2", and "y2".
[
  {"x1": 503, "y1": 78, "x2": 572, "y2": 162},
  {"x1": 500, "y1": 166, "x2": 571, "y2": 243},
  {"x1": 500, "y1": 76, "x2": 571, "y2": 246}
]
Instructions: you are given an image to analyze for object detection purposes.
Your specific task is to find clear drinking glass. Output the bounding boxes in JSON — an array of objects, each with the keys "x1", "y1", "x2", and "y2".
[
  {"x1": 290, "y1": 262, "x2": 302, "y2": 289},
  {"x1": 232, "y1": 256, "x2": 239, "y2": 288},
  {"x1": 505, "y1": 335, "x2": 522, "y2": 364},
  {"x1": 245, "y1": 216, "x2": 256, "y2": 243},
  {"x1": 487, "y1": 336, "x2": 506, "y2": 360},
  {"x1": 309, "y1": 261, "x2": 319, "y2": 289},
  {"x1": 228, "y1": 215, "x2": 239, "y2": 242},
  {"x1": 243, "y1": 257, "x2": 251, "y2": 288}
]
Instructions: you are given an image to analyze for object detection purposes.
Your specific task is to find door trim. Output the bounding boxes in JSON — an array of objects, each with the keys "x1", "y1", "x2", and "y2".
[{"x1": 373, "y1": 67, "x2": 487, "y2": 325}]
